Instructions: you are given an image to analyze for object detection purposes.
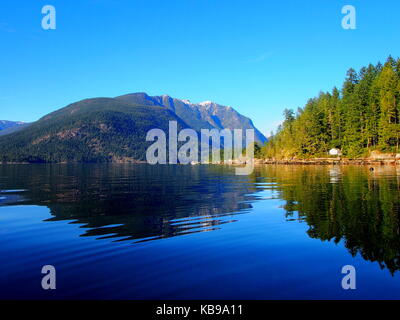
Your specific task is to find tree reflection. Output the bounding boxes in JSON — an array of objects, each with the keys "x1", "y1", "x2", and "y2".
[{"x1": 254, "y1": 165, "x2": 400, "y2": 274}]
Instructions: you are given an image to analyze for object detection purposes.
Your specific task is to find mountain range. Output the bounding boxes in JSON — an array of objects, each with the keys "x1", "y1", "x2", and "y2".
[
  {"x1": 0, "y1": 93, "x2": 267, "y2": 163},
  {"x1": 116, "y1": 93, "x2": 267, "y2": 144}
]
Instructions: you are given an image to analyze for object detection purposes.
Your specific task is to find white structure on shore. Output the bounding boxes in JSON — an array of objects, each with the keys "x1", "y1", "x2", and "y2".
[{"x1": 329, "y1": 148, "x2": 342, "y2": 156}]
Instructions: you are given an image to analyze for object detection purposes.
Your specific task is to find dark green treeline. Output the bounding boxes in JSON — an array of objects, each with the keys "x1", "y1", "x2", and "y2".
[{"x1": 262, "y1": 56, "x2": 400, "y2": 159}]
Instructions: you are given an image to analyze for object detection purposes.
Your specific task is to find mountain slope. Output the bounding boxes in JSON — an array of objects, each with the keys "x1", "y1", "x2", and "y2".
[
  {"x1": 116, "y1": 93, "x2": 267, "y2": 144},
  {"x1": 0, "y1": 98, "x2": 189, "y2": 163},
  {"x1": 0, "y1": 93, "x2": 267, "y2": 163}
]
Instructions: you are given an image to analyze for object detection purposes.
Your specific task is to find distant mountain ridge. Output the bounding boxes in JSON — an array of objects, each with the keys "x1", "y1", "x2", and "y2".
[
  {"x1": 0, "y1": 93, "x2": 267, "y2": 163},
  {"x1": 116, "y1": 93, "x2": 267, "y2": 144},
  {"x1": 0, "y1": 120, "x2": 26, "y2": 131}
]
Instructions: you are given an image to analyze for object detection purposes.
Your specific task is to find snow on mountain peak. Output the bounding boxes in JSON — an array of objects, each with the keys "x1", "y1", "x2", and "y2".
[{"x1": 198, "y1": 101, "x2": 214, "y2": 106}]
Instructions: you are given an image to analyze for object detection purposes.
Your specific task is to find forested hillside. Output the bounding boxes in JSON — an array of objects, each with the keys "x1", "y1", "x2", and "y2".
[
  {"x1": 0, "y1": 98, "x2": 189, "y2": 163},
  {"x1": 0, "y1": 94, "x2": 266, "y2": 163},
  {"x1": 262, "y1": 56, "x2": 400, "y2": 159}
]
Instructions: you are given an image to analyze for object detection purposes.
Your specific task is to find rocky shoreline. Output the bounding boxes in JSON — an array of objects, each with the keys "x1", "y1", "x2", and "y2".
[
  {"x1": 255, "y1": 158, "x2": 400, "y2": 165},
  {"x1": 255, "y1": 151, "x2": 400, "y2": 165}
]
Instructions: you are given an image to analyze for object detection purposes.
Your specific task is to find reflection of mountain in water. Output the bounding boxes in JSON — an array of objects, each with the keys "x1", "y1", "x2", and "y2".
[
  {"x1": 253, "y1": 165, "x2": 400, "y2": 274},
  {"x1": 0, "y1": 164, "x2": 262, "y2": 242},
  {"x1": 3, "y1": 164, "x2": 400, "y2": 274}
]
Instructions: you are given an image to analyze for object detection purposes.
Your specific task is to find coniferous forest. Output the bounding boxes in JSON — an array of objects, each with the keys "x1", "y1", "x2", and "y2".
[{"x1": 262, "y1": 56, "x2": 400, "y2": 159}]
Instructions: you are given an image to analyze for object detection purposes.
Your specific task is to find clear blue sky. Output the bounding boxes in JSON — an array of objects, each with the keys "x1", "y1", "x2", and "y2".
[{"x1": 1, "y1": 0, "x2": 399, "y2": 136}]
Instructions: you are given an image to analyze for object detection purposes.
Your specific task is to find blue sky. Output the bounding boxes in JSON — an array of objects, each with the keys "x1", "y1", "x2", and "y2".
[{"x1": 1, "y1": 0, "x2": 399, "y2": 136}]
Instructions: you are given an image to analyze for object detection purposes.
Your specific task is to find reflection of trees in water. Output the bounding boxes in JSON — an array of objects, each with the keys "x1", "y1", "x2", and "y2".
[
  {"x1": 0, "y1": 164, "x2": 259, "y2": 242},
  {"x1": 4, "y1": 164, "x2": 399, "y2": 272},
  {"x1": 254, "y1": 165, "x2": 400, "y2": 274}
]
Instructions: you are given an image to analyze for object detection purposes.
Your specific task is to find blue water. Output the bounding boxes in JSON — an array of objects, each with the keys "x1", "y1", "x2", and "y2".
[{"x1": 1, "y1": 164, "x2": 400, "y2": 299}]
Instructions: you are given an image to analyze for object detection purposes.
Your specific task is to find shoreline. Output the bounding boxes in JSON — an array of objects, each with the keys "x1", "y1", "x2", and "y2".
[
  {"x1": 256, "y1": 158, "x2": 400, "y2": 165},
  {"x1": 1, "y1": 158, "x2": 400, "y2": 165}
]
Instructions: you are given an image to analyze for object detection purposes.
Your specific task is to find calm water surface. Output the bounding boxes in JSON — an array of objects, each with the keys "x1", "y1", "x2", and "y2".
[{"x1": 1, "y1": 164, "x2": 400, "y2": 299}]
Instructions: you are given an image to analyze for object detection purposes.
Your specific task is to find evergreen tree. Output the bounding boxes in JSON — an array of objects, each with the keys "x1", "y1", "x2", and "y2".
[{"x1": 262, "y1": 56, "x2": 400, "y2": 159}]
